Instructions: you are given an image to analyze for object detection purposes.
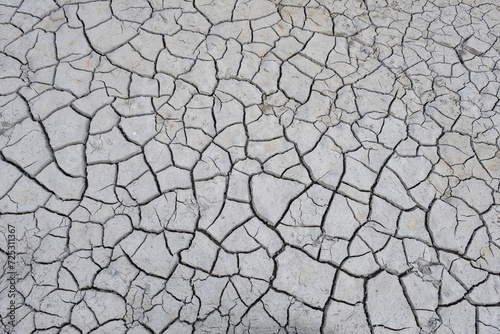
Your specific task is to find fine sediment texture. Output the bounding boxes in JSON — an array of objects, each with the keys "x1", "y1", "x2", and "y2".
[{"x1": 0, "y1": 0, "x2": 499, "y2": 333}]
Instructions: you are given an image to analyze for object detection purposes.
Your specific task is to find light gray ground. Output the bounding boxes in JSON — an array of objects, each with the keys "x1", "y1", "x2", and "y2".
[{"x1": 0, "y1": 0, "x2": 500, "y2": 333}]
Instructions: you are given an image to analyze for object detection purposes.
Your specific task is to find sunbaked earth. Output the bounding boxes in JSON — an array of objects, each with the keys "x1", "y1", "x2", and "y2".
[{"x1": 0, "y1": 0, "x2": 499, "y2": 333}]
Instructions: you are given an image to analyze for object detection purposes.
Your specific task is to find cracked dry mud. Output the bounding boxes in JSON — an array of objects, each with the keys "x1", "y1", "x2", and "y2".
[{"x1": 0, "y1": 0, "x2": 500, "y2": 333}]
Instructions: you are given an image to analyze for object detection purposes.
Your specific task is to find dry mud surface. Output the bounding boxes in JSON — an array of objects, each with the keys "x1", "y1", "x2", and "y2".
[{"x1": 0, "y1": 0, "x2": 500, "y2": 333}]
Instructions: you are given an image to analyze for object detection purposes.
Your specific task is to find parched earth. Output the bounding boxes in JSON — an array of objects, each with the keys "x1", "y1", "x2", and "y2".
[{"x1": 0, "y1": 0, "x2": 499, "y2": 333}]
